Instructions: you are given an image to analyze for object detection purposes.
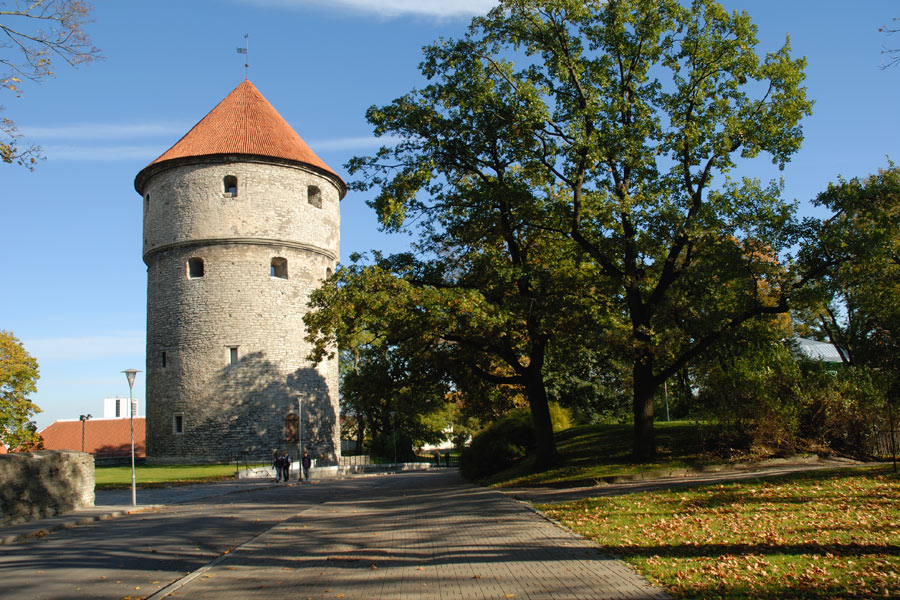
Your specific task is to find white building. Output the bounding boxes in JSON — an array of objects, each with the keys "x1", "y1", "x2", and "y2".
[{"x1": 103, "y1": 396, "x2": 141, "y2": 419}]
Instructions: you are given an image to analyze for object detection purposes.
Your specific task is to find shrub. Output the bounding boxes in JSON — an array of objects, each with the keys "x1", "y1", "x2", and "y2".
[
  {"x1": 694, "y1": 342, "x2": 804, "y2": 455},
  {"x1": 460, "y1": 402, "x2": 572, "y2": 479},
  {"x1": 799, "y1": 366, "x2": 890, "y2": 456}
]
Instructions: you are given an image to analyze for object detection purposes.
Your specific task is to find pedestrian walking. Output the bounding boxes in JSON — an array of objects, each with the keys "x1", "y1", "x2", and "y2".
[
  {"x1": 273, "y1": 451, "x2": 283, "y2": 482},
  {"x1": 301, "y1": 450, "x2": 312, "y2": 481},
  {"x1": 281, "y1": 450, "x2": 291, "y2": 482}
]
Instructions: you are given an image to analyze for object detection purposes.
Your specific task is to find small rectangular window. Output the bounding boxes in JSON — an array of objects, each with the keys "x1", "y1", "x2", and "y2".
[
  {"x1": 307, "y1": 185, "x2": 322, "y2": 209},
  {"x1": 188, "y1": 257, "x2": 205, "y2": 278},
  {"x1": 270, "y1": 257, "x2": 288, "y2": 279},
  {"x1": 229, "y1": 346, "x2": 239, "y2": 365},
  {"x1": 161, "y1": 351, "x2": 167, "y2": 368},
  {"x1": 173, "y1": 414, "x2": 184, "y2": 434}
]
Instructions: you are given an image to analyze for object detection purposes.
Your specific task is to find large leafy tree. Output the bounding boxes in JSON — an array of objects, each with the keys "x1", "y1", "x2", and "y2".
[
  {"x1": 0, "y1": 330, "x2": 42, "y2": 450},
  {"x1": 340, "y1": 333, "x2": 453, "y2": 457},
  {"x1": 307, "y1": 242, "x2": 598, "y2": 467},
  {"x1": 1, "y1": 0, "x2": 99, "y2": 167},
  {"x1": 347, "y1": 0, "x2": 815, "y2": 459},
  {"x1": 802, "y1": 165, "x2": 900, "y2": 368}
]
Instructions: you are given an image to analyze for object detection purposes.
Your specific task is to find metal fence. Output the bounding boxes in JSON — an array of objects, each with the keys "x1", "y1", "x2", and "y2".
[{"x1": 339, "y1": 454, "x2": 372, "y2": 466}]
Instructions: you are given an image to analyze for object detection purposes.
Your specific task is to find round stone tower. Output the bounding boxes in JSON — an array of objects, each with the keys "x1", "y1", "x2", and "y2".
[{"x1": 134, "y1": 80, "x2": 345, "y2": 464}]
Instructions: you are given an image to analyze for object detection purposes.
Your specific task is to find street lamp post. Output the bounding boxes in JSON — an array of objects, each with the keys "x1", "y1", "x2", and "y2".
[
  {"x1": 390, "y1": 411, "x2": 397, "y2": 465},
  {"x1": 122, "y1": 369, "x2": 141, "y2": 506},
  {"x1": 297, "y1": 396, "x2": 302, "y2": 474},
  {"x1": 79, "y1": 414, "x2": 92, "y2": 452}
]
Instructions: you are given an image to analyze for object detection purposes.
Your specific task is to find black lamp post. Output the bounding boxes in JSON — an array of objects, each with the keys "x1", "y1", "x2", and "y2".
[{"x1": 79, "y1": 414, "x2": 92, "y2": 452}]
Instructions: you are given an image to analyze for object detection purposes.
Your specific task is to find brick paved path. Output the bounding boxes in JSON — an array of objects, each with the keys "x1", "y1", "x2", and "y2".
[
  {"x1": 0, "y1": 470, "x2": 667, "y2": 599},
  {"x1": 161, "y1": 471, "x2": 666, "y2": 599}
]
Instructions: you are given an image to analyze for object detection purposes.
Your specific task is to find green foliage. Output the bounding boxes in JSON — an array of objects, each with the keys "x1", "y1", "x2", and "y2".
[
  {"x1": 695, "y1": 341, "x2": 804, "y2": 453},
  {"x1": 800, "y1": 165, "x2": 900, "y2": 374},
  {"x1": 460, "y1": 402, "x2": 572, "y2": 480},
  {"x1": 346, "y1": 0, "x2": 815, "y2": 462},
  {"x1": 340, "y1": 336, "x2": 452, "y2": 453},
  {"x1": 694, "y1": 337, "x2": 895, "y2": 458},
  {"x1": 799, "y1": 366, "x2": 891, "y2": 457},
  {"x1": 0, "y1": 330, "x2": 42, "y2": 450}
]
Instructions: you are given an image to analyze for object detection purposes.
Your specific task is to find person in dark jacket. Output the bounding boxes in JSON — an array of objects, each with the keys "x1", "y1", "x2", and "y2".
[
  {"x1": 281, "y1": 451, "x2": 291, "y2": 482},
  {"x1": 273, "y1": 451, "x2": 283, "y2": 482},
  {"x1": 301, "y1": 450, "x2": 312, "y2": 481}
]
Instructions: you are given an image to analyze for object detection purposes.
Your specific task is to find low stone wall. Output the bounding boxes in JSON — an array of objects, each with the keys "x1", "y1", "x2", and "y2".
[{"x1": 0, "y1": 450, "x2": 95, "y2": 525}]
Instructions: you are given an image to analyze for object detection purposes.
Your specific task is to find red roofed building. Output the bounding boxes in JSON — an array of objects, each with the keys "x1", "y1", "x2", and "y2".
[{"x1": 40, "y1": 418, "x2": 145, "y2": 459}]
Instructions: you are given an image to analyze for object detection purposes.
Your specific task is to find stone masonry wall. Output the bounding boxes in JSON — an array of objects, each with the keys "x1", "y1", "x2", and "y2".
[
  {"x1": 0, "y1": 451, "x2": 95, "y2": 525},
  {"x1": 142, "y1": 158, "x2": 341, "y2": 464}
]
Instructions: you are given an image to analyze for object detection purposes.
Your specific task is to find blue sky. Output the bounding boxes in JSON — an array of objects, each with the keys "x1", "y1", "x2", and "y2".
[{"x1": 2, "y1": 0, "x2": 897, "y2": 430}]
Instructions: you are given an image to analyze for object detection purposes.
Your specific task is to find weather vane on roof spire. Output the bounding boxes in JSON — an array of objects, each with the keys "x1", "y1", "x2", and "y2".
[{"x1": 236, "y1": 34, "x2": 249, "y2": 80}]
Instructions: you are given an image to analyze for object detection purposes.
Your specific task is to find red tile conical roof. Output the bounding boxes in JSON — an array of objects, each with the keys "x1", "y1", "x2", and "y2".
[{"x1": 136, "y1": 80, "x2": 344, "y2": 195}]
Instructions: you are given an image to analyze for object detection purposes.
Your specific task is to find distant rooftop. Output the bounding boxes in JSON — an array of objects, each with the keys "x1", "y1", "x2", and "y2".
[
  {"x1": 795, "y1": 337, "x2": 845, "y2": 363},
  {"x1": 40, "y1": 417, "x2": 146, "y2": 458}
]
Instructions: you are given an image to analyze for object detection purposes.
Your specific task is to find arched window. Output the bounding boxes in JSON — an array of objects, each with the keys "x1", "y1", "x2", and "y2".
[
  {"x1": 145, "y1": 193, "x2": 150, "y2": 209},
  {"x1": 307, "y1": 185, "x2": 322, "y2": 209},
  {"x1": 187, "y1": 257, "x2": 205, "y2": 278},
  {"x1": 271, "y1": 257, "x2": 288, "y2": 279},
  {"x1": 224, "y1": 175, "x2": 238, "y2": 196},
  {"x1": 325, "y1": 267, "x2": 333, "y2": 279}
]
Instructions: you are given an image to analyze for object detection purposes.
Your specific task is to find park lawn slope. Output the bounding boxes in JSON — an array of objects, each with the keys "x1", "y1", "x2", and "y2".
[
  {"x1": 540, "y1": 467, "x2": 900, "y2": 599},
  {"x1": 482, "y1": 421, "x2": 729, "y2": 488},
  {"x1": 94, "y1": 464, "x2": 241, "y2": 489}
]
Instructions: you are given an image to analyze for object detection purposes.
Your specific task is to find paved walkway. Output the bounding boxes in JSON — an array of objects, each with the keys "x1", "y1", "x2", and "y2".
[{"x1": 0, "y1": 470, "x2": 668, "y2": 599}]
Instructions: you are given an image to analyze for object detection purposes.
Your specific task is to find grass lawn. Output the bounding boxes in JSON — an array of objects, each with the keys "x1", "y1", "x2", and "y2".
[
  {"x1": 540, "y1": 467, "x2": 900, "y2": 599},
  {"x1": 94, "y1": 464, "x2": 244, "y2": 489},
  {"x1": 482, "y1": 420, "x2": 731, "y2": 487}
]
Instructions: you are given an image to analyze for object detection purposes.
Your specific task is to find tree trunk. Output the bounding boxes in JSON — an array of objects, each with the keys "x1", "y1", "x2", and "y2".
[
  {"x1": 525, "y1": 367, "x2": 558, "y2": 469},
  {"x1": 356, "y1": 413, "x2": 365, "y2": 454},
  {"x1": 632, "y1": 360, "x2": 657, "y2": 461}
]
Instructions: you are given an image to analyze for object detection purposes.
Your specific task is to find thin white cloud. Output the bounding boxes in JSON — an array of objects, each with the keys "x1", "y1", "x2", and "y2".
[
  {"x1": 18, "y1": 122, "x2": 188, "y2": 141},
  {"x1": 42, "y1": 145, "x2": 162, "y2": 161},
  {"x1": 24, "y1": 332, "x2": 145, "y2": 361},
  {"x1": 237, "y1": 0, "x2": 496, "y2": 18}
]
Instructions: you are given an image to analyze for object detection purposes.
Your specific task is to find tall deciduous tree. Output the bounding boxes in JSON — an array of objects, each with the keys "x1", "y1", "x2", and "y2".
[
  {"x1": 0, "y1": 330, "x2": 42, "y2": 450},
  {"x1": 306, "y1": 243, "x2": 598, "y2": 467},
  {"x1": 347, "y1": 0, "x2": 815, "y2": 460},
  {"x1": 802, "y1": 165, "x2": 900, "y2": 367},
  {"x1": 1, "y1": 0, "x2": 100, "y2": 167}
]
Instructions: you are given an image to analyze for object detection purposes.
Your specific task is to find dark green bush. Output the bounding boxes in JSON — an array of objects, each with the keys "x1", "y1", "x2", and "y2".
[
  {"x1": 460, "y1": 403, "x2": 572, "y2": 480},
  {"x1": 695, "y1": 342, "x2": 805, "y2": 454}
]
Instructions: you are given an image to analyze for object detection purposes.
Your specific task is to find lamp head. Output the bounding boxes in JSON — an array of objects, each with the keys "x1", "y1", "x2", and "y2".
[{"x1": 122, "y1": 369, "x2": 141, "y2": 387}]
